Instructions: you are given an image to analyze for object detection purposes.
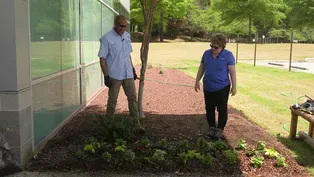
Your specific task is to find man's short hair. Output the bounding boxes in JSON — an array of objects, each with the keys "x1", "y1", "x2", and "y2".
[
  {"x1": 211, "y1": 34, "x2": 227, "y2": 49},
  {"x1": 114, "y1": 15, "x2": 127, "y2": 25}
]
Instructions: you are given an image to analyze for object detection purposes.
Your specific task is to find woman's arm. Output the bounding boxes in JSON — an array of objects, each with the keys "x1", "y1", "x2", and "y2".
[
  {"x1": 228, "y1": 65, "x2": 237, "y2": 96},
  {"x1": 195, "y1": 63, "x2": 205, "y2": 92}
]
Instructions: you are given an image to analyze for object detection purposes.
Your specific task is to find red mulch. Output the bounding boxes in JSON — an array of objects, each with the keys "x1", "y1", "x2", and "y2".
[{"x1": 27, "y1": 67, "x2": 311, "y2": 177}]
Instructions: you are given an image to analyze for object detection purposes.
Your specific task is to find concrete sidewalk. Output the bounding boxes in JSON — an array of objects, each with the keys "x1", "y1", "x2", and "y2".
[{"x1": 240, "y1": 59, "x2": 314, "y2": 74}]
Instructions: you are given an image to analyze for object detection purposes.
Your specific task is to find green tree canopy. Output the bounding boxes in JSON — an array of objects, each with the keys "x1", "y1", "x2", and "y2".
[
  {"x1": 213, "y1": 0, "x2": 286, "y2": 42},
  {"x1": 286, "y1": 0, "x2": 314, "y2": 28}
]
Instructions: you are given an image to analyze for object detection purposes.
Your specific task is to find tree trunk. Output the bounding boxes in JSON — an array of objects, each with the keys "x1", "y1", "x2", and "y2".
[
  {"x1": 138, "y1": 0, "x2": 159, "y2": 118},
  {"x1": 159, "y1": 11, "x2": 164, "y2": 42},
  {"x1": 248, "y1": 16, "x2": 252, "y2": 43}
]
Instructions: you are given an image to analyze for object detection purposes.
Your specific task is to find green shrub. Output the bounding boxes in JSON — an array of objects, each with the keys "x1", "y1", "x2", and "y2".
[
  {"x1": 200, "y1": 154, "x2": 213, "y2": 167},
  {"x1": 224, "y1": 150, "x2": 238, "y2": 165},
  {"x1": 213, "y1": 140, "x2": 228, "y2": 150},
  {"x1": 140, "y1": 137, "x2": 151, "y2": 148},
  {"x1": 276, "y1": 155, "x2": 287, "y2": 167},
  {"x1": 251, "y1": 155, "x2": 264, "y2": 168},
  {"x1": 177, "y1": 140, "x2": 189, "y2": 152},
  {"x1": 152, "y1": 149, "x2": 167, "y2": 161},
  {"x1": 264, "y1": 148, "x2": 279, "y2": 158},
  {"x1": 237, "y1": 139, "x2": 247, "y2": 150},
  {"x1": 256, "y1": 141, "x2": 266, "y2": 151},
  {"x1": 103, "y1": 152, "x2": 112, "y2": 162}
]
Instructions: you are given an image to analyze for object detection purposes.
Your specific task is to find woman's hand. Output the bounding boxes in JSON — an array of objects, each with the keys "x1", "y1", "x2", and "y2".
[
  {"x1": 194, "y1": 81, "x2": 200, "y2": 92},
  {"x1": 230, "y1": 87, "x2": 237, "y2": 96}
]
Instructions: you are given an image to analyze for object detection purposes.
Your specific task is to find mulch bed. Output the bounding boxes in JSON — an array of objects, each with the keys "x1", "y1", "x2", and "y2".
[{"x1": 26, "y1": 67, "x2": 311, "y2": 177}]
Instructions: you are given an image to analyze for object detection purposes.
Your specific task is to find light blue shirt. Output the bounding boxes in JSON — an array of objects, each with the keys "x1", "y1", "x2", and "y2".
[{"x1": 98, "y1": 29, "x2": 133, "y2": 80}]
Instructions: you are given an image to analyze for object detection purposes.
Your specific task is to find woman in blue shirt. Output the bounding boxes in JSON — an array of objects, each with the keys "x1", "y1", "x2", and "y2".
[{"x1": 194, "y1": 34, "x2": 237, "y2": 140}]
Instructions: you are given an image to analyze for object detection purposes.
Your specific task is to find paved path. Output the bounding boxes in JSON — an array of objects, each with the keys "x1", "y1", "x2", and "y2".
[{"x1": 240, "y1": 59, "x2": 314, "y2": 74}]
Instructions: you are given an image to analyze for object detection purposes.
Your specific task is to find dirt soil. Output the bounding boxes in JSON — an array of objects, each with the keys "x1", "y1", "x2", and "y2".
[{"x1": 26, "y1": 67, "x2": 311, "y2": 177}]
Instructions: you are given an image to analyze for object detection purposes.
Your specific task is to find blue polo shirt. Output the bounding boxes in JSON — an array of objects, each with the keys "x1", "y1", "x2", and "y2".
[
  {"x1": 98, "y1": 29, "x2": 133, "y2": 80},
  {"x1": 201, "y1": 49, "x2": 235, "y2": 92}
]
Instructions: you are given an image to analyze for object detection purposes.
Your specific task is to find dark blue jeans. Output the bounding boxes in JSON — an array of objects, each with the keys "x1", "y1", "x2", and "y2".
[{"x1": 204, "y1": 85, "x2": 230, "y2": 130}]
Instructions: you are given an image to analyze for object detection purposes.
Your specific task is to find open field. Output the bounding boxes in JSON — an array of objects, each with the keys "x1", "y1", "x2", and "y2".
[{"x1": 131, "y1": 42, "x2": 314, "y2": 66}]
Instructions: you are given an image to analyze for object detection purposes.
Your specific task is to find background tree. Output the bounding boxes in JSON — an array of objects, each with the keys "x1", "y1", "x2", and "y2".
[
  {"x1": 131, "y1": 0, "x2": 191, "y2": 41},
  {"x1": 286, "y1": 0, "x2": 314, "y2": 29},
  {"x1": 213, "y1": 0, "x2": 286, "y2": 42}
]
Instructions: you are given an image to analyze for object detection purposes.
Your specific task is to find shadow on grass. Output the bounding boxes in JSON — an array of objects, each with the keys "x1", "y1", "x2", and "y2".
[{"x1": 277, "y1": 136, "x2": 314, "y2": 173}]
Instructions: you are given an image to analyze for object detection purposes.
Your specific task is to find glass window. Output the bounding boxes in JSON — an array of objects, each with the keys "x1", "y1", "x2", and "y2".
[
  {"x1": 81, "y1": 63, "x2": 102, "y2": 103},
  {"x1": 30, "y1": 0, "x2": 80, "y2": 79},
  {"x1": 103, "y1": 0, "x2": 113, "y2": 7},
  {"x1": 113, "y1": 0, "x2": 130, "y2": 20},
  {"x1": 81, "y1": 0, "x2": 102, "y2": 64},
  {"x1": 102, "y1": 5, "x2": 115, "y2": 34}
]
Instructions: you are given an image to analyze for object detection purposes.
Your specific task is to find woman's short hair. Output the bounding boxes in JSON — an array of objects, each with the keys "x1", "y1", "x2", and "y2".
[{"x1": 211, "y1": 34, "x2": 227, "y2": 49}]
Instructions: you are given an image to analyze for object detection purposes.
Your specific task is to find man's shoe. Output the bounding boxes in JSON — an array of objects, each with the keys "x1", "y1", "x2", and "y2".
[
  {"x1": 208, "y1": 127, "x2": 215, "y2": 137},
  {"x1": 213, "y1": 128, "x2": 223, "y2": 140}
]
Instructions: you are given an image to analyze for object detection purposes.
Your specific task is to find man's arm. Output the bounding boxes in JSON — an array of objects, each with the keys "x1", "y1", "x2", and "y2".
[
  {"x1": 228, "y1": 65, "x2": 237, "y2": 96},
  {"x1": 100, "y1": 58, "x2": 108, "y2": 76},
  {"x1": 130, "y1": 55, "x2": 134, "y2": 68}
]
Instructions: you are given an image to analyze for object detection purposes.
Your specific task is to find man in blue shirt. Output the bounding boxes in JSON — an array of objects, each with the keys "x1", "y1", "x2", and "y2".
[
  {"x1": 194, "y1": 34, "x2": 237, "y2": 140},
  {"x1": 98, "y1": 15, "x2": 143, "y2": 130}
]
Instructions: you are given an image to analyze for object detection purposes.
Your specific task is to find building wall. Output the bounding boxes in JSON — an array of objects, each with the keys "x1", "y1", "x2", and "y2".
[
  {"x1": 0, "y1": 0, "x2": 130, "y2": 165},
  {"x1": 30, "y1": 0, "x2": 130, "y2": 147}
]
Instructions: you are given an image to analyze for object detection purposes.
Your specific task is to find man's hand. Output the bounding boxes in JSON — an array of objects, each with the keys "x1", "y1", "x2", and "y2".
[
  {"x1": 104, "y1": 75, "x2": 112, "y2": 88},
  {"x1": 194, "y1": 81, "x2": 200, "y2": 92},
  {"x1": 133, "y1": 68, "x2": 138, "y2": 80},
  {"x1": 230, "y1": 87, "x2": 237, "y2": 96}
]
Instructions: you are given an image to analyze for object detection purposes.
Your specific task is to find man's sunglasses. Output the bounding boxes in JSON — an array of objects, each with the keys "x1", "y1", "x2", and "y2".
[
  {"x1": 210, "y1": 44, "x2": 220, "y2": 49},
  {"x1": 119, "y1": 24, "x2": 127, "y2": 28}
]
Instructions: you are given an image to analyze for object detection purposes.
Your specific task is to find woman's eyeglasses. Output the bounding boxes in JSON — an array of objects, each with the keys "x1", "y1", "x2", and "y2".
[{"x1": 210, "y1": 44, "x2": 220, "y2": 50}]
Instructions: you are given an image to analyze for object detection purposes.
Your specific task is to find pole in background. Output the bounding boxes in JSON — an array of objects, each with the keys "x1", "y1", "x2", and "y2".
[
  {"x1": 254, "y1": 32, "x2": 258, "y2": 66},
  {"x1": 289, "y1": 30, "x2": 294, "y2": 72},
  {"x1": 236, "y1": 33, "x2": 239, "y2": 63}
]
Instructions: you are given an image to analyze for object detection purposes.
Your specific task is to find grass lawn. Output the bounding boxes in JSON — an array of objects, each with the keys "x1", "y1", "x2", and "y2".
[{"x1": 131, "y1": 42, "x2": 314, "y2": 175}]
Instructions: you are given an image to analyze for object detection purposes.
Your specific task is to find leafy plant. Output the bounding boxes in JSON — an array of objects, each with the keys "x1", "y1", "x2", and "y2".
[
  {"x1": 83, "y1": 137, "x2": 102, "y2": 153},
  {"x1": 200, "y1": 154, "x2": 213, "y2": 167},
  {"x1": 115, "y1": 138, "x2": 127, "y2": 146},
  {"x1": 177, "y1": 140, "x2": 189, "y2": 152},
  {"x1": 123, "y1": 149, "x2": 135, "y2": 162},
  {"x1": 179, "y1": 150, "x2": 201, "y2": 164},
  {"x1": 196, "y1": 137, "x2": 213, "y2": 153},
  {"x1": 152, "y1": 149, "x2": 167, "y2": 161},
  {"x1": 100, "y1": 115, "x2": 138, "y2": 141},
  {"x1": 115, "y1": 138, "x2": 127, "y2": 152},
  {"x1": 237, "y1": 139, "x2": 247, "y2": 150},
  {"x1": 251, "y1": 155, "x2": 264, "y2": 168},
  {"x1": 213, "y1": 140, "x2": 228, "y2": 150},
  {"x1": 276, "y1": 155, "x2": 287, "y2": 167},
  {"x1": 103, "y1": 152, "x2": 112, "y2": 162},
  {"x1": 246, "y1": 148, "x2": 259, "y2": 157},
  {"x1": 257, "y1": 141, "x2": 266, "y2": 151},
  {"x1": 224, "y1": 150, "x2": 238, "y2": 165},
  {"x1": 156, "y1": 138, "x2": 168, "y2": 149},
  {"x1": 84, "y1": 144, "x2": 95, "y2": 153},
  {"x1": 75, "y1": 150, "x2": 86, "y2": 159},
  {"x1": 264, "y1": 148, "x2": 279, "y2": 158},
  {"x1": 115, "y1": 145, "x2": 127, "y2": 152},
  {"x1": 140, "y1": 137, "x2": 151, "y2": 148}
]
